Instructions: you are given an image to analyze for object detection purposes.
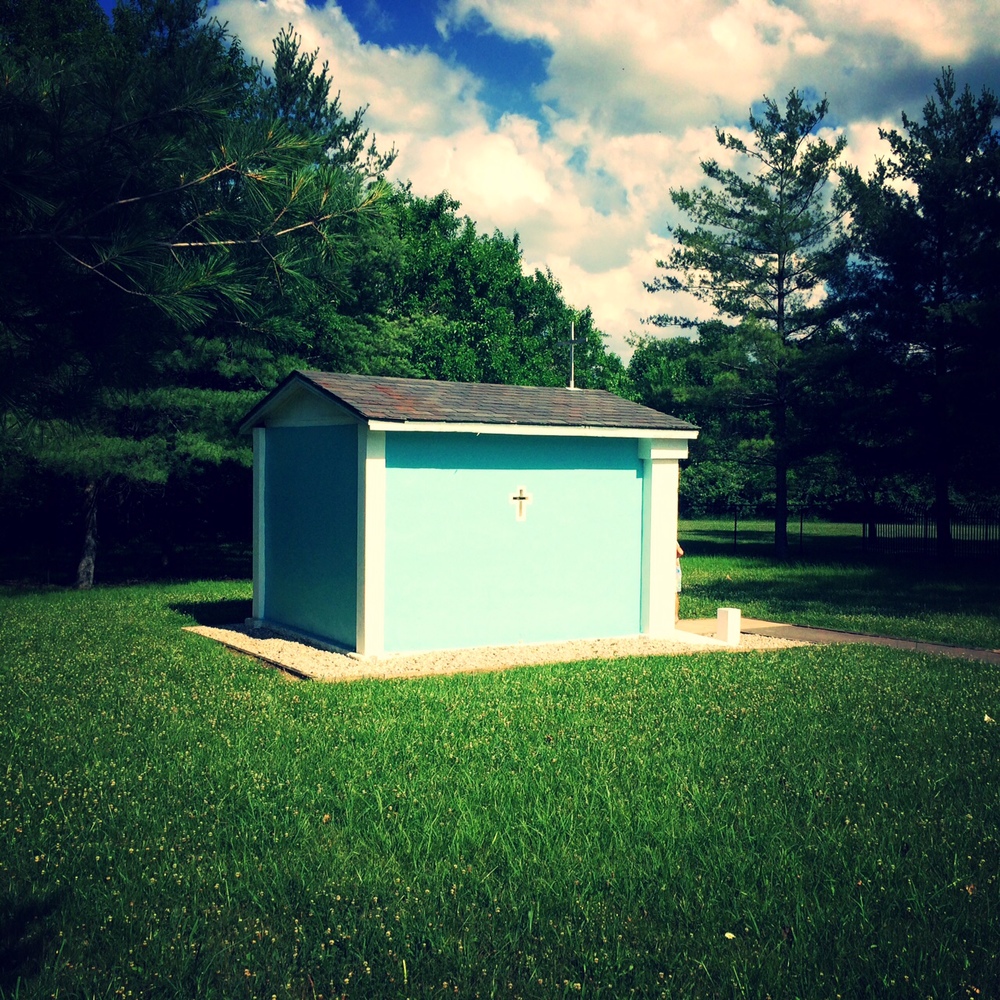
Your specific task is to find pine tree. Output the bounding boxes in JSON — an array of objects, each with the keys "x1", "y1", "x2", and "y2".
[
  {"x1": 0, "y1": 0, "x2": 387, "y2": 585},
  {"x1": 646, "y1": 90, "x2": 851, "y2": 557},
  {"x1": 842, "y1": 70, "x2": 1000, "y2": 556}
]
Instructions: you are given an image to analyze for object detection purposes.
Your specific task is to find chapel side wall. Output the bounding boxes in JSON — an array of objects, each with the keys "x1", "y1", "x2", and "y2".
[
  {"x1": 382, "y1": 432, "x2": 642, "y2": 652},
  {"x1": 263, "y1": 424, "x2": 358, "y2": 647}
]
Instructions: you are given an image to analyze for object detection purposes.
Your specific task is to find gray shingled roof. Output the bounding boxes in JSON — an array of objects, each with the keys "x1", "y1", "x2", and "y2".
[{"x1": 242, "y1": 370, "x2": 698, "y2": 432}]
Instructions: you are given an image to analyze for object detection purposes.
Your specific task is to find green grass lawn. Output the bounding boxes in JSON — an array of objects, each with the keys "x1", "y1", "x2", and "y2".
[
  {"x1": 2, "y1": 574, "x2": 998, "y2": 999},
  {"x1": 680, "y1": 518, "x2": 1000, "y2": 650}
]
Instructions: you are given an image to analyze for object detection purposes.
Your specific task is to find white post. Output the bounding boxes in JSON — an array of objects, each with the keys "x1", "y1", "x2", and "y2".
[
  {"x1": 717, "y1": 607, "x2": 741, "y2": 646},
  {"x1": 251, "y1": 427, "x2": 266, "y2": 623},
  {"x1": 639, "y1": 439, "x2": 685, "y2": 637},
  {"x1": 355, "y1": 427, "x2": 386, "y2": 656}
]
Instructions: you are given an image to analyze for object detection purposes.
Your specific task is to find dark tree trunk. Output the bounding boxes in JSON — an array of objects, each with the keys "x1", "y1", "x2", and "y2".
[
  {"x1": 933, "y1": 470, "x2": 953, "y2": 562},
  {"x1": 773, "y1": 390, "x2": 790, "y2": 560},
  {"x1": 75, "y1": 480, "x2": 99, "y2": 590},
  {"x1": 864, "y1": 491, "x2": 878, "y2": 551},
  {"x1": 774, "y1": 459, "x2": 789, "y2": 560}
]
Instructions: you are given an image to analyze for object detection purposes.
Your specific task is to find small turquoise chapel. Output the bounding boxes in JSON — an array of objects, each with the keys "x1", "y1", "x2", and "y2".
[{"x1": 240, "y1": 371, "x2": 699, "y2": 656}]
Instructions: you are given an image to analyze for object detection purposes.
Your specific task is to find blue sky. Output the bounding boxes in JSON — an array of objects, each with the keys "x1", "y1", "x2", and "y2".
[
  {"x1": 98, "y1": 0, "x2": 1000, "y2": 357},
  {"x1": 333, "y1": 0, "x2": 551, "y2": 123}
]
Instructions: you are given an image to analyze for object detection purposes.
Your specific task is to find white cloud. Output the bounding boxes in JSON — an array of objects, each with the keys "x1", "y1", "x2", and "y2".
[
  {"x1": 211, "y1": 0, "x2": 486, "y2": 139},
  {"x1": 532, "y1": 237, "x2": 715, "y2": 357},
  {"x1": 441, "y1": 0, "x2": 829, "y2": 132},
  {"x1": 209, "y1": 0, "x2": 1000, "y2": 362},
  {"x1": 802, "y1": 0, "x2": 1000, "y2": 63},
  {"x1": 841, "y1": 119, "x2": 895, "y2": 177},
  {"x1": 401, "y1": 118, "x2": 551, "y2": 216}
]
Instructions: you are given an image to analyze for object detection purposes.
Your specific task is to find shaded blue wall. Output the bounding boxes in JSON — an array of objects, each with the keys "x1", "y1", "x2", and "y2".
[
  {"x1": 264, "y1": 425, "x2": 357, "y2": 647},
  {"x1": 383, "y1": 433, "x2": 642, "y2": 652}
]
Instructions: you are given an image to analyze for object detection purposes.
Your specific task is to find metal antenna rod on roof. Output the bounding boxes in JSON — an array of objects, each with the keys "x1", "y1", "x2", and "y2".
[
  {"x1": 558, "y1": 318, "x2": 580, "y2": 390},
  {"x1": 570, "y1": 320, "x2": 575, "y2": 390}
]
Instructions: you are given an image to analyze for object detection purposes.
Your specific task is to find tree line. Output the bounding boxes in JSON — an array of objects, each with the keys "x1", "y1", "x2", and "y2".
[
  {"x1": 0, "y1": 0, "x2": 623, "y2": 585},
  {"x1": 633, "y1": 75, "x2": 1000, "y2": 559},
  {"x1": 2, "y1": 1, "x2": 997, "y2": 580}
]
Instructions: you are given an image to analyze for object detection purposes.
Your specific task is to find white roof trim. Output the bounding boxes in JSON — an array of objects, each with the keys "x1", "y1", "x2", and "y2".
[{"x1": 365, "y1": 420, "x2": 699, "y2": 440}]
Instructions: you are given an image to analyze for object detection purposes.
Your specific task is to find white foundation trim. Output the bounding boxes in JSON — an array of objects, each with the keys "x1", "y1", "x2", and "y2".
[{"x1": 355, "y1": 428, "x2": 386, "y2": 657}]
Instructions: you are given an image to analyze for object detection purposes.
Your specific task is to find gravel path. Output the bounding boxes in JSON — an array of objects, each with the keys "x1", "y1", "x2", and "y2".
[{"x1": 185, "y1": 622, "x2": 809, "y2": 682}]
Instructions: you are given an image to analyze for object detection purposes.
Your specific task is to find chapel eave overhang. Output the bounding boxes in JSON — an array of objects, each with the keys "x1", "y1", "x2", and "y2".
[{"x1": 363, "y1": 418, "x2": 700, "y2": 440}]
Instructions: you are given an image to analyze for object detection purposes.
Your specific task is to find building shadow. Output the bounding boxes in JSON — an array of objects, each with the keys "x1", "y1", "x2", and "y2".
[{"x1": 171, "y1": 598, "x2": 253, "y2": 627}]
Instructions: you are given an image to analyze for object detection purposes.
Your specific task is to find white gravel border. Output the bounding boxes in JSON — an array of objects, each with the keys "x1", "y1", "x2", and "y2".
[{"x1": 184, "y1": 622, "x2": 808, "y2": 682}]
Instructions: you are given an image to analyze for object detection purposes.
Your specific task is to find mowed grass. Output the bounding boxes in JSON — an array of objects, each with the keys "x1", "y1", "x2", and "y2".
[
  {"x1": 2, "y1": 578, "x2": 999, "y2": 999},
  {"x1": 680, "y1": 518, "x2": 1000, "y2": 650}
]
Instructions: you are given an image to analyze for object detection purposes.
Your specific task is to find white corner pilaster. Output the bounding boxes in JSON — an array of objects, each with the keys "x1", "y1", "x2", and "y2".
[
  {"x1": 356, "y1": 427, "x2": 386, "y2": 656},
  {"x1": 639, "y1": 439, "x2": 686, "y2": 637},
  {"x1": 251, "y1": 427, "x2": 266, "y2": 621}
]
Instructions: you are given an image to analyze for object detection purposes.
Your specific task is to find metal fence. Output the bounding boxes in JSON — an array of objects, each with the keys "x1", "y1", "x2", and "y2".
[{"x1": 861, "y1": 507, "x2": 1000, "y2": 558}]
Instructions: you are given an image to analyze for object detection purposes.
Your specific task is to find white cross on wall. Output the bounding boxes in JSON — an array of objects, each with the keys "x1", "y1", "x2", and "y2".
[{"x1": 510, "y1": 486, "x2": 532, "y2": 521}]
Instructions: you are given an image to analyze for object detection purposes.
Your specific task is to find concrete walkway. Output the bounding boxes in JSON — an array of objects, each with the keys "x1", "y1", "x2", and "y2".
[{"x1": 676, "y1": 617, "x2": 1000, "y2": 665}]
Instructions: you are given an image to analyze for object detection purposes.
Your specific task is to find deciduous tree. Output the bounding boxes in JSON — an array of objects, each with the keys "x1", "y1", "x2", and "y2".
[{"x1": 335, "y1": 187, "x2": 625, "y2": 389}]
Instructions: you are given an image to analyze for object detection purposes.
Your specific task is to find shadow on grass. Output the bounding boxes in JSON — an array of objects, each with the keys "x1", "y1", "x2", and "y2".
[
  {"x1": 680, "y1": 523, "x2": 868, "y2": 562},
  {"x1": 0, "y1": 889, "x2": 67, "y2": 991},
  {"x1": 0, "y1": 542, "x2": 251, "y2": 590},
  {"x1": 693, "y1": 561, "x2": 1000, "y2": 622},
  {"x1": 171, "y1": 598, "x2": 253, "y2": 627},
  {"x1": 697, "y1": 570, "x2": 901, "y2": 620}
]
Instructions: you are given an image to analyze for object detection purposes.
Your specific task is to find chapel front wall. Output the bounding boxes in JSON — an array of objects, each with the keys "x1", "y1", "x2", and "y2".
[
  {"x1": 263, "y1": 424, "x2": 358, "y2": 647},
  {"x1": 381, "y1": 432, "x2": 642, "y2": 652}
]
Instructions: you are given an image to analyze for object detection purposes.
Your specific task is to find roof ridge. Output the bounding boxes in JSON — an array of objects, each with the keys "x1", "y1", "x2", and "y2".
[{"x1": 242, "y1": 370, "x2": 699, "y2": 433}]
